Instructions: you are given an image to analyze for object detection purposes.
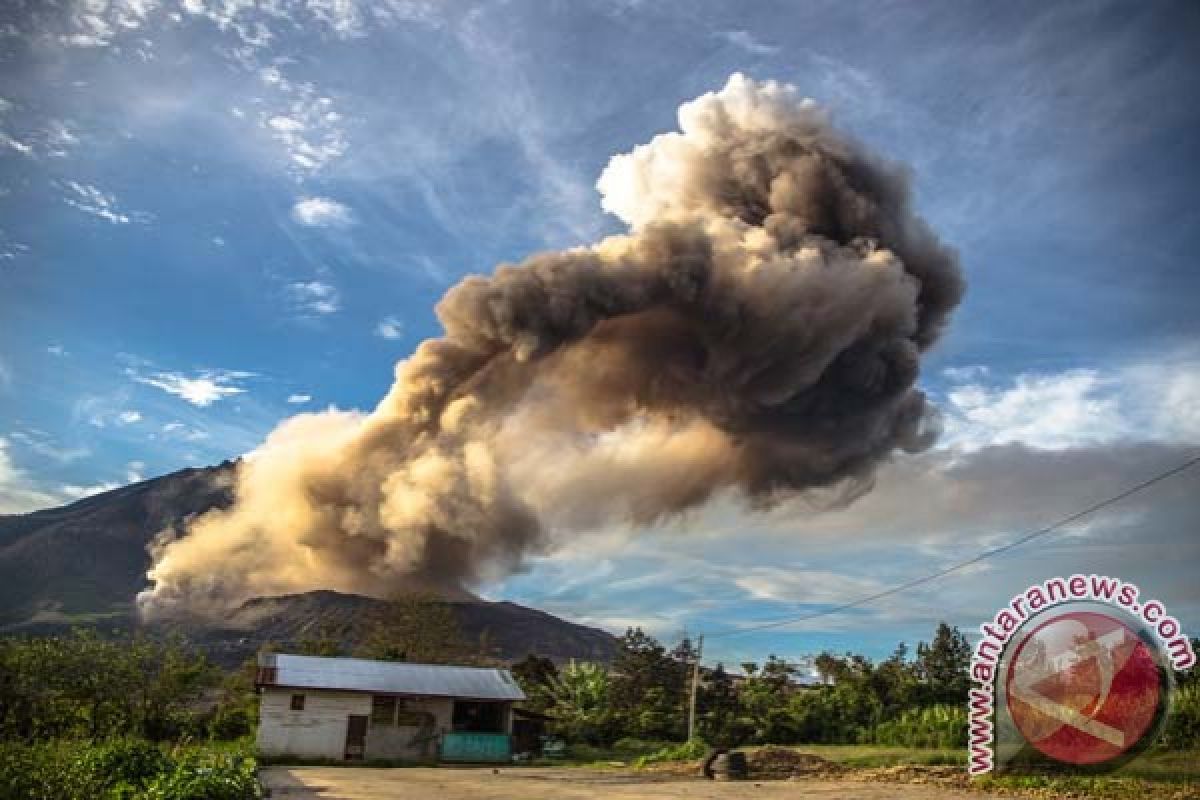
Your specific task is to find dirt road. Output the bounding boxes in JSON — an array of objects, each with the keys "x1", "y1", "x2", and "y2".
[{"x1": 261, "y1": 766, "x2": 997, "y2": 799}]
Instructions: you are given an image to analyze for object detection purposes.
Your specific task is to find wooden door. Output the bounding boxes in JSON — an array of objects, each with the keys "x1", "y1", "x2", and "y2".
[{"x1": 344, "y1": 715, "x2": 368, "y2": 760}]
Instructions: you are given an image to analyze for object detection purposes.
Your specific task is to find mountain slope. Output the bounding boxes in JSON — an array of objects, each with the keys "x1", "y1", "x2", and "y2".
[
  {"x1": 0, "y1": 466, "x2": 618, "y2": 665},
  {"x1": 198, "y1": 589, "x2": 617, "y2": 665},
  {"x1": 0, "y1": 463, "x2": 235, "y2": 625}
]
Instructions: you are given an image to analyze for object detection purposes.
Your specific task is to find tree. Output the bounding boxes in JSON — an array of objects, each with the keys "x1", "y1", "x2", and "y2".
[
  {"x1": 871, "y1": 642, "x2": 921, "y2": 712},
  {"x1": 547, "y1": 661, "x2": 613, "y2": 744},
  {"x1": 916, "y1": 622, "x2": 971, "y2": 705},
  {"x1": 0, "y1": 630, "x2": 217, "y2": 742},
  {"x1": 698, "y1": 663, "x2": 750, "y2": 746},
  {"x1": 511, "y1": 654, "x2": 558, "y2": 711},
  {"x1": 813, "y1": 653, "x2": 839, "y2": 685},
  {"x1": 356, "y1": 590, "x2": 470, "y2": 664},
  {"x1": 739, "y1": 655, "x2": 799, "y2": 742},
  {"x1": 610, "y1": 628, "x2": 689, "y2": 739},
  {"x1": 296, "y1": 621, "x2": 350, "y2": 657},
  {"x1": 128, "y1": 634, "x2": 218, "y2": 740}
]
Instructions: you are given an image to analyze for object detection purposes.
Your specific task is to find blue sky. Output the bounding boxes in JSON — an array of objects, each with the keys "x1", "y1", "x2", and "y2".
[{"x1": 1, "y1": 0, "x2": 1198, "y2": 665}]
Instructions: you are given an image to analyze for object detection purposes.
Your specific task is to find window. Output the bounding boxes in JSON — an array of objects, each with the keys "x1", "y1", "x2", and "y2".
[
  {"x1": 452, "y1": 701, "x2": 505, "y2": 733},
  {"x1": 290, "y1": 694, "x2": 305, "y2": 711},
  {"x1": 371, "y1": 696, "x2": 397, "y2": 726}
]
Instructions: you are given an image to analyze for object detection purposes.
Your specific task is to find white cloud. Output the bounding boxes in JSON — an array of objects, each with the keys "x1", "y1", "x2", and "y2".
[
  {"x1": 941, "y1": 365, "x2": 989, "y2": 382},
  {"x1": 117, "y1": 410, "x2": 142, "y2": 424},
  {"x1": 717, "y1": 30, "x2": 779, "y2": 56},
  {"x1": 162, "y1": 421, "x2": 210, "y2": 441},
  {"x1": 732, "y1": 567, "x2": 882, "y2": 605},
  {"x1": 58, "y1": 480, "x2": 122, "y2": 500},
  {"x1": 57, "y1": 0, "x2": 161, "y2": 48},
  {"x1": 0, "y1": 231, "x2": 29, "y2": 262},
  {"x1": 375, "y1": 316, "x2": 404, "y2": 340},
  {"x1": 61, "y1": 181, "x2": 148, "y2": 225},
  {"x1": 7, "y1": 430, "x2": 89, "y2": 464},
  {"x1": 0, "y1": 437, "x2": 59, "y2": 513},
  {"x1": 291, "y1": 196, "x2": 355, "y2": 227},
  {"x1": 287, "y1": 393, "x2": 311, "y2": 404},
  {"x1": 268, "y1": 115, "x2": 305, "y2": 133},
  {"x1": 47, "y1": 344, "x2": 67, "y2": 356},
  {"x1": 1, "y1": 132, "x2": 33, "y2": 156},
  {"x1": 133, "y1": 369, "x2": 251, "y2": 406},
  {"x1": 304, "y1": 0, "x2": 367, "y2": 36},
  {"x1": 938, "y1": 359, "x2": 1200, "y2": 452},
  {"x1": 941, "y1": 369, "x2": 1125, "y2": 451},
  {"x1": 44, "y1": 120, "x2": 79, "y2": 157},
  {"x1": 256, "y1": 70, "x2": 347, "y2": 175},
  {"x1": 287, "y1": 280, "x2": 341, "y2": 315}
]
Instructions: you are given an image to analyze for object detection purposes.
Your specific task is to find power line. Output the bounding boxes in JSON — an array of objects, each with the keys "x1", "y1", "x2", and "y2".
[{"x1": 702, "y1": 452, "x2": 1200, "y2": 640}]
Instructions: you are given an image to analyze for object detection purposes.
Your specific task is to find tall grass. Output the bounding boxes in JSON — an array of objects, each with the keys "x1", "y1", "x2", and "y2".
[
  {"x1": 1162, "y1": 682, "x2": 1200, "y2": 750},
  {"x1": 862, "y1": 704, "x2": 966, "y2": 749}
]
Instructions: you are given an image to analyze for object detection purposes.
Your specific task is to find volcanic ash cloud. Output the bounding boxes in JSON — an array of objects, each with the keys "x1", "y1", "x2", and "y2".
[{"x1": 138, "y1": 74, "x2": 964, "y2": 618}]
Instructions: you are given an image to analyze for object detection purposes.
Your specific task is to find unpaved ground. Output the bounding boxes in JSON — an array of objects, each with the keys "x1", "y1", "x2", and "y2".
[{"x1": 261, "y1": 766, "x2": 1001, "y2": 800}]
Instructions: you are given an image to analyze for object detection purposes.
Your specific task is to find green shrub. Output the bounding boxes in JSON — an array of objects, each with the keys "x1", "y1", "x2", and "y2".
[
  {"x1": 139, "y1": 751, "x2": 261, "y2": 800},
  {"x1": 611, "y1": 737, "x2": 672, "y2": 756},
  {"x1": 563, "y1": 742, "x2": 607, "y2": 762},
  {"x1": 0, "y1": 740, "x2": 68, "y2": 800},
  {"x1": 633, "y1": 738, "x2": 708, "y2": 767},
  {"x1": 79, "y1": 738, "x2": 173, "y2": 789},
  {"x1": 0, "y1": 740, "x2": 260, "y2": 800},
  {"x1": 208, "y1": 706, "x2": 254, "y2": 741}
]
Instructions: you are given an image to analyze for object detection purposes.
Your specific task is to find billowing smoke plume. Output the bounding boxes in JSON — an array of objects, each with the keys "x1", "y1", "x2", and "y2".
[{"x1": 138, "y1": 74, "x2": 963, "y2": 618}]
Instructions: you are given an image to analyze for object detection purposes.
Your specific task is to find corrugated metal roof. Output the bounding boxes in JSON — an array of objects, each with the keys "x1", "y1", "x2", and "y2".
[{"x1": 257, "y1": 653, "x2": 526, "y2": 701}]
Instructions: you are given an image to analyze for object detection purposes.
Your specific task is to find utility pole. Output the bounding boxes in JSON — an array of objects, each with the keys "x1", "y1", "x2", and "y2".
[{"x1": 687, "y1": 634, "x2": 704, "y2": 741}]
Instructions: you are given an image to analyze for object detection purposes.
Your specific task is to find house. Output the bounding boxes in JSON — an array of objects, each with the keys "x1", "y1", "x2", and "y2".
[{"x1": 255, "y1": 653, "x2": 526, "y2": 762}]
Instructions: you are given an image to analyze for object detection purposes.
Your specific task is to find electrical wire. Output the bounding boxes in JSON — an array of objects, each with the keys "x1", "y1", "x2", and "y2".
[{"x1": 701, "y1": 452, "x2": 1200, "y2": 640}]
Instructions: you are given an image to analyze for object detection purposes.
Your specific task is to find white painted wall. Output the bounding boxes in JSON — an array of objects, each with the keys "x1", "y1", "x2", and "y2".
[
  {"x1": 257, "y1": 688, "x2": 370, "y2": 759},
  {"x1": 258, "y1": 688, "x2": 517, "y2": 761},
  {"x1": 365, "y1": 696, "x2": 453, "y2": 761}
]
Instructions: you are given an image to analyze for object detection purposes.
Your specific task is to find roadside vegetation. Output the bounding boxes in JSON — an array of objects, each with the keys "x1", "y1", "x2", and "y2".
[
  {"x1": 513, "y1": 623, "x2": 979, "y2": 749},
  {"x1": 0, "y1": 631, "x2": 259, "y2": 800},
  {"x1": 511, "y1": 624, "x2": 1200, "y2": 797},
  {"x1": 2, "y1": 609, "x2": 1196, "y2": 798},
  {"x1": 0, "y1": 591, "x2": 489, "y2": 798}
]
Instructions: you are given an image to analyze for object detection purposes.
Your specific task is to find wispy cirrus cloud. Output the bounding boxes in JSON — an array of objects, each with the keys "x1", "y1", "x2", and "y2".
[
  {"x1": 61, "y1": 181, "x2": 149, "y2": 225},
  {"x1": 7, "y1": 430, "x2": 89, "y2": 464},
  {"x1": 161, "y1": 421, "x2": 210, "y2": 441},
  {"x1": 286, "y1": 393, "x2": 311, "y2": 404},
  {"x1": 717, "y1": 30, "x2": 778, "y2": 57},
  {"x1": 58, "y1": 461, "x2": 144, "y2": 501},
  {"x1": 131, "y1": 368, "x2": 252, "y2": 407}
]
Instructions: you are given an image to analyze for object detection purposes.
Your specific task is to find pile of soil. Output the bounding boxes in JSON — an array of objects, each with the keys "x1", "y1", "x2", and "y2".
[
  {"x1": 747, "y1": 747, "x2": 844, "y2": 779},
  {"x1": 857, "y1": 764, "x2": 969, "y2": 789}
]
